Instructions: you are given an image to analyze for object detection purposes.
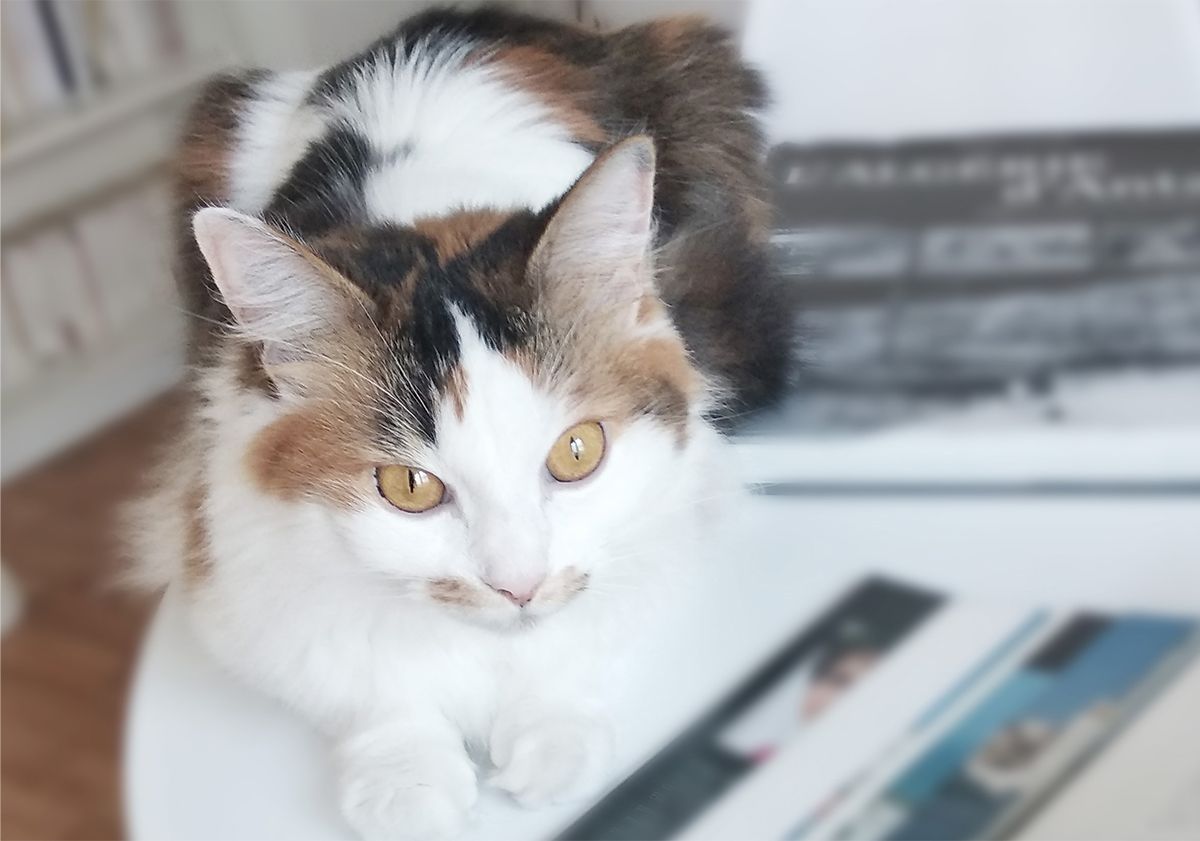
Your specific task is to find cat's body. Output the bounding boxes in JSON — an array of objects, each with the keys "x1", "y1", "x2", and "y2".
[{"x1": 131, "y1": 8, "x2": 789, "y2": 838}]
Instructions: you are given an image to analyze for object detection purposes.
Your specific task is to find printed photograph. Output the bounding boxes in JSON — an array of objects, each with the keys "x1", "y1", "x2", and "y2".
[{"x1": 828, "y1": 615, "x2": 1198, "y2": 841}]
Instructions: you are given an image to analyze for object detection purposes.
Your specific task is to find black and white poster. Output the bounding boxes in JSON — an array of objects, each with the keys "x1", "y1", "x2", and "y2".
[{"x1": 759, "y1": 131, "x2": 1200, "y2": 432}]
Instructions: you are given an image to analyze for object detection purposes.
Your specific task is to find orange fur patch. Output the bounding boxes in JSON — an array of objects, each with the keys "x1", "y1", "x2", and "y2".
[
  {"x1": 644, "y1": 15, "x2": 711, "y2": 52},
  {"x1": 444, "y1": 364, "x2": 470, "y2": 421},
  {"x1": 491, "y1": 46, "x2": 608, "y2": 146},
  {"x1": 174, "y1": 83, "x2": 237, "y2": 204},
  {"x1": 632, "y1": 337, "x2": 699, "y2": 398},
  {"x1": 412, "y1": 210, "x2": 510, "y2": 263},
  {"x1": 244, "y1": 405, "x2": 374, "y2": 508},
  {"x1": 615, "y1": 335, "x2": 697, "y2": 441},
  {"x1": 182, "y1": 486, "x2": 211, "y2": 586},
  {"x1": 636, "y1": 296, "x2": 668, "y2": 324},
  {"x1": 428, "y1": 577, "x2": 483, "y2": 607}
]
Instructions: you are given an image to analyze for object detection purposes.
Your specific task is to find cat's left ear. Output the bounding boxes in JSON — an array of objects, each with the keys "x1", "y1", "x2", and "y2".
[
  {"x1": 192, "y1": 207, "x2": 370, "y2": 395},
  {"x1": 531, "y1": 135, "x2": 658, "y2": 328}
]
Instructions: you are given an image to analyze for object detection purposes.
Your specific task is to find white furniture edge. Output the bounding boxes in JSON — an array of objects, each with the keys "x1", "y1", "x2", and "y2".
[
  {"x1": 0, "y1": 308, "x2": 186, "y2": 480},
  {"x1": 732, "y1": 429, "x2": 1200, "y2": 487}
]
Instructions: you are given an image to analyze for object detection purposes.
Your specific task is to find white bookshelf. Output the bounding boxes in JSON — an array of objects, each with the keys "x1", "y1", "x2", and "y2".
[
  {"x1": 1, "y1": 56, "x2": 230, "y2": 235},
  {"x1": 1, "y1": 51, "x2": 229, "y2": 480},
  {"x1": 0, "y1": 0, "x2": 244, "y2": 482}
]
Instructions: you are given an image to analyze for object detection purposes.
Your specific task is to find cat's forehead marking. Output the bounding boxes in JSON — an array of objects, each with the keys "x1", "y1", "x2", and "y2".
[
  {"x1": 428, "y1": 310, "x2": 565, "y2": 506},
  {"x1": 309, "y1": 218, "x2": 541, "y2": 448},
  {"x1": 411, "y1": 210, "x2": 511, "y2": 264}
]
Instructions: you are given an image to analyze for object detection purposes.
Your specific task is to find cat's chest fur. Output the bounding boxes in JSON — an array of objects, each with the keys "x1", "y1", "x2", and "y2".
[{"x1": 228, "y1": 59, "x2": 596, "y2": 225}]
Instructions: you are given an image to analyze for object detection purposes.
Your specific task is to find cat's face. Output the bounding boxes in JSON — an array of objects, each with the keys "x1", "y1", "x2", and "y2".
[{"x1": 195, "y1": 138, "x2": 714, "y2": 629}]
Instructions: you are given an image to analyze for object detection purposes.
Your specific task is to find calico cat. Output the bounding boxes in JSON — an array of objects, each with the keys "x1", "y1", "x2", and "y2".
[{"x1": 129, "y1": 7, "x2": 790, "y2": 838}]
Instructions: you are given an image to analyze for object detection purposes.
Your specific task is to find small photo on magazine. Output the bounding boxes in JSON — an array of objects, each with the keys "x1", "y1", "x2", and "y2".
[
  {"x1": 827, "y1": 615, "x2": 1198, "y2": 841},
  {"x1": 714, "y1": 615, "x2": 892, "y2": 763}
]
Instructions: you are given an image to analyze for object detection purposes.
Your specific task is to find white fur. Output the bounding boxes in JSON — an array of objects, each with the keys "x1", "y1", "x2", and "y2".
[
  {"x1": 345, "y1": 47, "x2": 595, "y2": 222},
  {"x1": 133, "y1": 36, "x2": 736, "y2": 841},
  {"x1": 230, "y1": 71, "x2": 324, "y2": 215},
  {"x1": 227, "y1": 41, "x2": 593, "y2": 226}
]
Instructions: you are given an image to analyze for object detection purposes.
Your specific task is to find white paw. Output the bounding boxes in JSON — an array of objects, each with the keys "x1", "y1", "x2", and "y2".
[
  {"x1": 339, "y1": 748, "x2": 478, "y2": 840},
  {"x1": 489, "y1": 714, "x2": 614, "y2": 808}
]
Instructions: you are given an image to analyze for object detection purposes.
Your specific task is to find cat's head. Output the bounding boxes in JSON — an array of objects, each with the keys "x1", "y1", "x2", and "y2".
[{"x1": 194, "y1": 137, "x2": 718, "y2": 629}]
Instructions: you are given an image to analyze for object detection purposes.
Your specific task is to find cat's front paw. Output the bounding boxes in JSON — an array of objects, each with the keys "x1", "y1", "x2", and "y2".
[
  {"x1": 489, "y1": 714, "x2": 614, "y2": 808},
  {"x1": 339, "y1": 745, "x2": 477, "y2": 840}
]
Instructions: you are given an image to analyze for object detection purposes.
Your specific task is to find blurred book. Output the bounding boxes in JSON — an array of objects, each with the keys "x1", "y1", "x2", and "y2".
[
  {"x1": 51, "y1": 0, "x2": 100, "y2": 99},
  {"x1": 559, "y1": 578, "x2": 1199, "y2": 841},
  {"x1": 1, "y1": 177, "x2": 178, "y2": 397},
  {"x1": 0, "y1": 0, "x2": 190, "y2": 128},
  {"x1": 31, "y1": 227, "x2": 108, "y2": 348},
  {"x1": 1, "y1": 292, "x2": 35, "y2": 389},
  {"x1": 74, "y1": 198, "x2": 142, "y2": 332},
  {"x1": 2, "y1": 234, "x2": 69, "y2": 360},
  {"x1": 754, "y1": 131, "x2": 1200, "y2": 434},
  {"x1": 1, "y1": 0, "x2": 71, "y2": 117},
  {"x1": 89, "y1": 0, "x2": 170, "y2": 84}
]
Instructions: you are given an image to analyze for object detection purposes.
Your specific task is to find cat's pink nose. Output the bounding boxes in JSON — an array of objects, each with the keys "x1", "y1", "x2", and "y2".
[{"x1": 485, "y1": 579, "x2": 540, "y2": 607}]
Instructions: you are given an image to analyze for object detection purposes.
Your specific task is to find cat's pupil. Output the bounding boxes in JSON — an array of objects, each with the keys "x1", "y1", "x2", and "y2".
[
  {"x1": 570, "y1": 437, "x2": 583, "y2": 461},
  {"x1": 408, "y1": 470, "x2": 418, "y2": 493}
]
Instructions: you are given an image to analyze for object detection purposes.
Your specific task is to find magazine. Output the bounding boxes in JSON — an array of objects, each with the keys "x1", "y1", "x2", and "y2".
[{"x1": 558, "y1": 578, "x2": 1199, "y2": 841}]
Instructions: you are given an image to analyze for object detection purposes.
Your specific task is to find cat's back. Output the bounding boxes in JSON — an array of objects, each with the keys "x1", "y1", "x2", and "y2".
[
  {"x1": 175, "y1": 7, "x2": 788, "y2": 412},
  {"x1": 181, "y1": 9, "x2": 763, "y2": 219}
]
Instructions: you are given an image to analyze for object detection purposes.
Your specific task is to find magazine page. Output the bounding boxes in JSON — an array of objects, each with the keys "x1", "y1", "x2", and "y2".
[
  {"x1": 817, "y1": 615, "x2": 1198, "y2": 840},
  {"x1": 1016, "y1": 654, "x2": 1200, "y2": 841},
  {"x1": 562, "y1": 574, "x2": 1199, "y2": 841},
  {"x1": 677, "y1": 600, "x2": 1047, "y2": 841}
]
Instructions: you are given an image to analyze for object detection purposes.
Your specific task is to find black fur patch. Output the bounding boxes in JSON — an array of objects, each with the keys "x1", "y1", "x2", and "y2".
[
  {"x1": 264, "y1": 126, "x2": 373, "y2": 235},
  {"x1": 309, "y1": 214, "x2": 546, "y2": 443}
]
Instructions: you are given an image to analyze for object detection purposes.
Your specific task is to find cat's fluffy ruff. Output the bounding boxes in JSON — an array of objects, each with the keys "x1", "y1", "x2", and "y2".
[{"x1": 130, "y1": 8, "x2": 787, "y2": 839}]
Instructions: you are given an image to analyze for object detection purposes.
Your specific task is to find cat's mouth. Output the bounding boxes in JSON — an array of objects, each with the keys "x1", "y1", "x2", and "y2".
[{"x1": 425, "y1": 567, "x2": 590, "y2": 625}]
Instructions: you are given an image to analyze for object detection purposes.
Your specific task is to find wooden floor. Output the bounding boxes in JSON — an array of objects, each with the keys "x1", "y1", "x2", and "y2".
[{"x1": 2, "y1": 394, "x2": 182, "y2": 841}]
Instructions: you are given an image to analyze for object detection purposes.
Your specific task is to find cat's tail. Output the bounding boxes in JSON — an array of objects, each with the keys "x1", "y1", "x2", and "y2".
[{"x1": 172, "y1": 72, "x2": 265, "y2": 356}]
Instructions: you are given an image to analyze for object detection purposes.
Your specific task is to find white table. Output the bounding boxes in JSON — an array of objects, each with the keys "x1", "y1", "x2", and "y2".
[{"x1": 125, "y1": 432, "x2": 1200, "y2": 840}]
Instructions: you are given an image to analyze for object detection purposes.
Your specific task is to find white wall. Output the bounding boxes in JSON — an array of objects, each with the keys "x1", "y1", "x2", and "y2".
[
  {"x1": 219, "y1": 1, "x2": 578, "y2": 69},
  {"x1": 742, "y1": 0, "x2": 1200, "y2": 141}
]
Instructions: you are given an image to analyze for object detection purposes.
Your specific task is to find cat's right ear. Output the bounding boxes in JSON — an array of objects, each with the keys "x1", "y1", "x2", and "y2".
[
  {"x1": 192, "y1": 208, "x2": 368, "y2": 382},
  {"x1": 530, "y1": 136, "x2": 658, "y2": 331}
]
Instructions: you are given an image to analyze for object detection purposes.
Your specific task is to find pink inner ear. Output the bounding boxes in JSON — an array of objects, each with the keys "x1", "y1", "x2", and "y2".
[
  {"x1": 191, "y1": 206, "x2": 355, "y2": 353},
  {"x1": 534, "y1": 137, "x2": 657, "y2": 296}
]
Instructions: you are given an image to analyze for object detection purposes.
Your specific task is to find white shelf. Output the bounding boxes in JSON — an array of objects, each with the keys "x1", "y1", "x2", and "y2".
[
  {"x1": 0, "y1": 307, "x2": 187, "y2": 481},
  {"x1": 1, "y1": 57, "x2": 230, "y2": 235}
]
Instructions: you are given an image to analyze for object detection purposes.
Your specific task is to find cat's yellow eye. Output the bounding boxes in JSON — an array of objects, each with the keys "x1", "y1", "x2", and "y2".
[
  {"x1": 376, "y1": 465, "x2": 446, "y2": 513},
  {"x1": 546, "y1": 421, "x2": 606, "y2": 483}
]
